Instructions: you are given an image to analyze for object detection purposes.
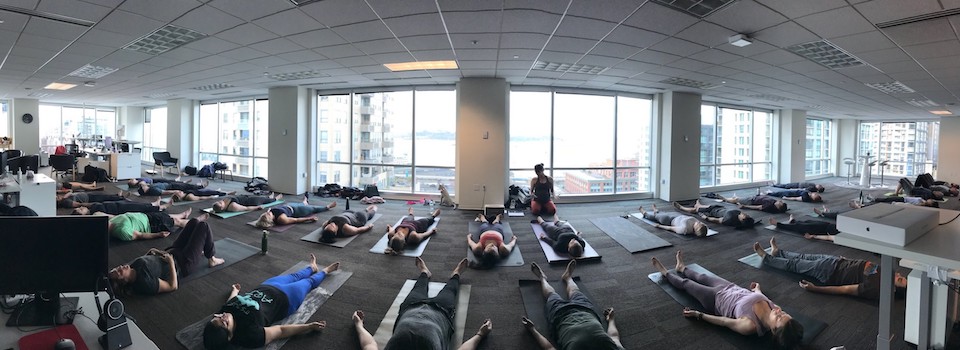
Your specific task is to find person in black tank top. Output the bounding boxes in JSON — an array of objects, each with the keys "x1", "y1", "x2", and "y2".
[
  {"x1": 319, "y1": 205, "x2": 378, "y2": 243},
  {"x1": 529, "y1": 163, "x2": 557, "y2": 216},
  {"x1": 385, "y1": 207, "x2": 440, "y2": 255}
]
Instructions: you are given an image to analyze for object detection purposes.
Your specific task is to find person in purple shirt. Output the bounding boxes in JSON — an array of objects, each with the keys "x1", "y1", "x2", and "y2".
[{"x1": 652, "y1": 250, "x2": 803, "y2": 349}]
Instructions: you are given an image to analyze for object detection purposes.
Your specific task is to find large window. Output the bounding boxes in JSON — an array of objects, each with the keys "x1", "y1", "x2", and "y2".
[
  {"x1": 858, "y1": 121, "x2": 939, "y2": 177},
  {"x1": 700, "y1": 104, "x2": 773, "y2": 187},
  {"x1": 142, "y1": 107, "x2": 167, "y2": 162},
  {"x1": 39, "y1": 105, "x2": 116, "y2": 152},
  {"x1": 317, "y1": 89, "x2": 456, "y2": 194},
  {"x1": 197, "y1": 99, "x2": 269, "y2": 178},
  {"x1": 508, "y1": 91, "x2": 653, "y2": 195},
  {"x1": 805, "y1": 118, "x2": 832, "y2": 176},
  {"x1": 0, "y1": 101, "x2": 9, "y2": 141}
]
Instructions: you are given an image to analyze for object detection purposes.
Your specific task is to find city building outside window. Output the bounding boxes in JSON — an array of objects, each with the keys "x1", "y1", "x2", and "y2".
[
  {"x1": 197, "y1": 99, "x2": 269, "y2": 179},
  {"x1": 858, "y1": 121, "x2": 938, "y2": 177},
  {"x1": 39, "y1": 104, "x2": 116, "y2": 153},
  {"x1": 805, "y1": 118, "x2": 832, "y2": 176},
  {"x1": 700, "y1": 104, "x2": 773, "y2": 187}
]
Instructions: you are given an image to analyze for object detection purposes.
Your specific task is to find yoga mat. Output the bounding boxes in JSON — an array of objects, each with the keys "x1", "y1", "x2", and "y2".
[
  {"x1": 303, "y1": 213, "x2": 383, "y2": 248},
  {"x1": 631, "y1": 213, "x2": 719, "y2": 240},
  {"x1": 247, "y1": 219, "x2": 298, "y2": 233},
  {"x1": 165, "y1": 195, "x2": 221, "y2": 206},
  {"x1": 530, "y1": 223, "x2": 600, "y2": 264},
  {"x1": 368, "y1": 215, "x2": 435, "y2": 256},
  {"x1": 518, "y1": 276, "x2": 605, "y2": 343},
  {"x1": 884, "y1": 192, "x2": 948, "y2": 202},
  {"x1": 466, "y1": 221, "x2": 525, "y2": 266},
  {"x1": 179, "y1": 238, "x2": 260, "y2": 283},
  {"x1": 372, "y1": 279, "x2": 471, "y2": 350},
  {"x1": 588, "y1": 216, "x2": 671, "y2": 253},
  {"x1": 175, "y1": 262, "x2": 353, "y2": 350},
  {"x1": 203, "y1": 200, "x2": 285, "y2": 219},
  {"x1": 647, "y1": 263, "x2": 826, "y2": 346}
]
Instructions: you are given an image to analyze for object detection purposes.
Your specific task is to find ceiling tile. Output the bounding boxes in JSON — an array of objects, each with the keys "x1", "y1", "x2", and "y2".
[
  {"x1": 217, "y1": 23, "x2": 280, "y2": 46},
  {"x1": 501, "y1": 9, "x2": 562, "y2": 34},
  {"x1": 856, "y1": 47, "x2": 913, "y2": 65},
  {"x1": 591, "y1": 42, "x2": 643, "y2": 58},
  {"x1": 95, "y1": 9, "x2": 164, "y2": 37},
  {"x1": 253, "y1": 9, "x2": 323, "y2": 37},
  {"x1": 568, "y1": 0, "x2": 642, "y2": 22},
  {"x1": 902, "y1": 40, "x2": 960, "y2": 59},
  {"x1": 779, "y1": 59, "x2": 830, "y2": 73},
  {"x1": 498, "y1": 49, "x2": 542, "y2": 61},
  {"x1": 207, "y1": 0, "x2": 294, "y2": 22},
  {"x1": 666, "y1": 58, "x2": 713, "y2": 72},
  {"x1": 220, "y1": 46, "x2": 270, "y2": 61},
  {"x1": 716, "y1": 41, "x2": 778, "y2": 57},
  {"x1": 249, "y1": 38, "x2": 305, "y2": 54},
  {"x1": 754, "y1": 0, "x2": 845, "y2": 18},
  {"x1": 172, "y1": 5, "x2": 244, "y2": 36},
  {"x1": 795, "y1": 7, "x2": 876, "y2": 39},
  {"x1": 449, "y1": 33, "x2": 501, "y2": 49},
  {"x1": 881, "y1": 18, "x2": 958, "y2": 47},
  {"x1": 119, "y1": 0, "x2": 201, "y2": 22},
  {"x1": 854, "y1": 0, "x2": 944, "y2": 23},
  {"x1": 544, "y1": 36, "x2": 598, "y2": 54},
  {"x1": 706, "y1": 0, "x2": 788, "y2": 33},
  {"x1": 451, "y1": 48, "x2": 497, "y2": 60},
  {"x1": 675, "y1": 22, "x2": 737, "y2": 48},
  {"x1": 287, "y1": 29, "x2": 348, "y2": 49},
  {"x1": 299, "y1": 0, "x2": 379, "y2": 27},
  {"x1": 750, "y1": 49, "x2": 805, "y2": 65},
  {"x1": 183, "y1": 37, "x2": 241, "y2": 54},
  {"x1": 555, "y1": 17, "x2": 617, "y2": 40},
  {"x1": 37, "y1": 0, "x2": 113, "y2": 23},
  {"x1": 274, "y1": 49, "x2": 326, "y2": 64},
  {"x1": 828, "y1": 31, "x2": 898, "y2": 55},
  {"x1": 623, "y1": 3, "x2": 698, "y2": 36},
  {"x1": 330, "y1": 21, "x2": 394, "y2": 43},
  {"x1": 396, "y1": 34, "x2": 451, "y2": 51},
  {"x1": 316, "y1": 44, "x2": 365, "y2": 59},
  {"x1": 604, "y1": 25, "x2": 668, "y2": 48},
  {"x1": 351, "y1": 38, "x2": 406, "y2": 55},
  {"x1": 382, "y1": 13, "x2": 445, "y2": 37},
  {"x1": 630, "y1": 50, "x2": 681, "y2": 65},
  {"x1": 649, "y1": 38, "x2": 707, "y2": 57},
  {"x1": 577, "y1": 54, "x2": 626, "y2": 68},
  {"x1": 441, "y1": 10, "x2": 502, "y2": 33},
  {"x1": 753, "y1": 21, "x2": 820, "y2": 48},
  {"x1": 687, "y1": 49, "x2": 741, "y2": 65},
  {"x1": 538, "y1": 50, "x2": 584, "y2": 63},
  {"x1": 366, "y1": 0, "x2": 439, "y2": 18},
  {"x1": 410, "y1": 49, "x2": 457, "y2": 61},
  {"x1": 611, "y1": 59, "x2": 660, "y2": 74}
]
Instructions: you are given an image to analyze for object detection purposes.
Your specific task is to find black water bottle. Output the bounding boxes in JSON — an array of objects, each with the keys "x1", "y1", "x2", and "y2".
[{"x1": 261, "y1": 230, "x2": 269, "y2": 255}]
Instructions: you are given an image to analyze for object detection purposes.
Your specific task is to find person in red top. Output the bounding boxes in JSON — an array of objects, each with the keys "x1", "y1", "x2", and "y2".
[{"x1": 466, "y1": 213, "x2": 517, "y2": 268}]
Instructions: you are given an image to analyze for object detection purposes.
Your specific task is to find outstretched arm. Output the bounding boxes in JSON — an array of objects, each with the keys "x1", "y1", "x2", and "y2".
[
  {"x1": 500, "y1": 236, "x2": 518, "y2": 255},
  {"x1": 804, "y1": 233, "x2": 836, "y2": 242},
  {"x1": 782, "y1": 196, "x2": 802, "y2": 202},
  {"x1": 353, "y1": 311, "x2": 378, "y2": 350},
  {"x1": 343, "y1": 224, "x2": 374, "y2": 236},
  {"x1": 739, "y1": 204, "x2": 763, "y2": 210},
  {"x1": 457, "y1": 319, "x2": 492, "y2": 350},
  {"x1": 263, "y1": 322, "x2": 326, "y2": 345},
  {"x1": 683, "y1": 308, "x2": 756, "y2": 335},
  {"x1": 522, "y1": 317, "x2": 556, "y2": 350},
  {"x1": 799, "y1": 280, "x2": 859, "y2": 296}
]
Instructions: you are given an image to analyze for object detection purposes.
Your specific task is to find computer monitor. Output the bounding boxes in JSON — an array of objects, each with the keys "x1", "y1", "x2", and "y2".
[
  {"x1": 0, "y1": 151, "x2": 7, "y2": 175},
  {"x1": 0, "y1": 216, "x2": 109, "y2": 327}
]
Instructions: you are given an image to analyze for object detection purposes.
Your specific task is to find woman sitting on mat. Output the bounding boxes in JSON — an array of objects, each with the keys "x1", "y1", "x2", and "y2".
[
  {"x1": 467, "y1": 213, "x2": 518, "y2": 267},
  {"x1": 203, "y1": 254, "x2": 339, "y2": 349},
  {"x1": 672, "y1": 200, "x2": 755, "y2": 229},
  {"x1": 255, "y1": 197, "x2": 338, "y2": 229},
  {"x1": 752, "y1": 237, "x2": 906, "y2": 299},
  {"x1": 108, "y1": 215, "x2": 223, "y2": 295},
  {"x1": 57, "y1": 191, "x2": 128, "y2": 209},
  {"x1": 108, "y1": 209, "x2": 195, "y2": 241},
  {"x1": 317, "y1": 204, "x2": 378, "y2": 243},
  {"x1": 523, "y1": 261, "x2": 624, "y2": 350},
  {"x1": 533, "y1": 215, "x2": 586, "y2": 256},
  {"x1": 652, "y1": 251, "x2": 803, "y2": 349},
  {"x1": 712, "y1": 194, "x2": 787, "y2": 214},
  {"x1": 772, "y1": 182, "x2": 825, "y2": 193},
  {"x1": 71, "y1": 198, "x2": 170, "y2": 215},
  {"x1": 384, "y1": 207, "x2": 440, "y2": 255},
  {"x1": 530, "y1": 163, "x2": 557, "y2": 216},
  {"x1": 212, "y1": 193, "x2": 283, "y2": 213},
  {"x1": 765, "y1": 189, "x2": 823, "y2": 203},
  {"x1": 352, "y1": 257, "x2": 493, "y2": 350},
  {"x1": 639, "y1": 205, "x2": 709, "y2": 237}
]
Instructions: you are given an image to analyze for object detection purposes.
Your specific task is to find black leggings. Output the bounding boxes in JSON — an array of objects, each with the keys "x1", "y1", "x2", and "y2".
[
  {"x1": 777, "y1": 219, "x2": 839, "y2": 235},
  {"x1": 399, "y1": 272, "x2": 460, "y2": 321},
  {"x1": 168, "y1": 219, "x2": 215, "y2": 277}
]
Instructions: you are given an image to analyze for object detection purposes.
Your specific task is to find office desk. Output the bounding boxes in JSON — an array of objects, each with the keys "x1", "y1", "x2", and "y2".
[
  {"x1": 835, "y1": 206, "x2": 960, "y2": 350},
  {"x1": 0, "y1": 174, "x2": 56, "y2": 216},
  {"x1": 0, "y1": 292, "x2": 158, "y2": 350},
  {"x1": 78, "y1": 151, "x2": 140, "y2": 180}
]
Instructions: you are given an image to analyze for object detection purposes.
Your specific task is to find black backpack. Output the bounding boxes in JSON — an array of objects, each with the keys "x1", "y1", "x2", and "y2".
[
  {"x1": 245, "y1": 176, "x2": 270, "y2": 195},
  {"x1": 82, "y1": 164, "x2": 111, "y2": 182},
  {"x1": 183, "y1": 165, "x2": 198, "y2": 176},
  {"x1": 197, "y1": 164, "x2": 214, "y2": 178}
]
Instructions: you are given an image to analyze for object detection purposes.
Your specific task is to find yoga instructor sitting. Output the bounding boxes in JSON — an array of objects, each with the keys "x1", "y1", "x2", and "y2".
[
  {"x1": 467, "y1": 213, "x2": 517, "y2": 267},
  {"x1": 254, "y1": 196, "x2": 337, "y2": 228},
  {"x1": 203, "y1": 254, "x2": 339, "y2": 349},
  {"x1": 530, "y1": 163, "x2": 557, "y2": 216}
]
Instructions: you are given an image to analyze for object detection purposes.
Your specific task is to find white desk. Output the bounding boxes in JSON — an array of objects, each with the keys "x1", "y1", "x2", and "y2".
[
  {"x1": 835, "y1": 206, "x2": 960, "y2": 350},
  {"x1": 78, "y1": 151, "x2": 141, "y2": 180},
  {"x1": 0, "y1": 292, "x2": 158, "y2": 350},
  {"x1": 0, "y1": 174, "x2": 56, "y2": 216}
]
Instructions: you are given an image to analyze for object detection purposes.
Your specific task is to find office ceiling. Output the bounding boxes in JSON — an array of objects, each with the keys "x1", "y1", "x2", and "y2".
[{"x1": 0, "y1": 0, "x2": 959, "y2": 120}]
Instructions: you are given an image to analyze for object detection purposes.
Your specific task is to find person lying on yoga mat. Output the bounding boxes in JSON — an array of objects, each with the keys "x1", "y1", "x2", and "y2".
[
  {"x1": 772, "y1": 182, "x2": 825, "y2": 193},
  {"x1": 126, "y1": 176, "x2": 196, "y2": 188},
  {"x1": 672, "y1": 200, "x2": 755, "y2": 229},
  {"x1": 170, "y1": 189, "x2": 235, "y2": 203},
  {"x1": 767, "y1": 215, "x2": 839, "y2": 242},
  {"x1": 523, "y1": 260, "x2": 624, "y2": 350},
  {"x1": 212, "y1": 193, "x2": 283, "y2": 213},
  {"x1": 108, "y1": 215, "x2": 222, "y2": 295},
  {"x1": 530, "y1": 163, "x2": 557, "y2": 216},
  {"x1": 352, "y1": 257, "x2": 492, "y2": 350},
  {"x1": 384, "y1": 207, "x2": 440, "y2": 255},
  {"x1": 711, "y1": 194, "x2": 787, "y2": 214},
  {"x1": 71, "y1": 198, "x2": 170, "y2": 215},
  {"x1": 752, "y1": 237, "x2": 907, "y2": 299},
  {"x1": 638, "y1": 205, "x2": 709, "y2": 237},
  {"x1": 913, "y1": 173, "x2": 959, "y2": 196},
  {"x1": 467, "y1": 213, "x2": 518, "y2": 267},
  {"x1": 764, "y1": 189, "x2": 823, "y2": 203},
  {"x1": 136, "y1": 180, "x2": 208, "y2": 196},
  {"x1": 533, "y1": 215, "x2": 587, "y2": 255},
  {"x1": 652, "y1": 251, "x2": 803, "y2": 349},
  {"x1": 56, "y1": 191, "x2": 128, "y2": 208},
  {"x1": 255, "y1": 197, "x2": 339, "y2": 229},
  {"x1": 108, "y1": 209, "x2": 195, "y2": 241},
  {"x1": 317, "y1": 204, "x2": 378, "y2": 243},
  {"x1": 203, "y1": 253, "x2": 339, "y2": 349},
  {"x1": 897, "y1": 177, "x2": 944, "y2": 200},
  {"x1": 57, "y1": 181, "x2": 104, "y2": 192}
]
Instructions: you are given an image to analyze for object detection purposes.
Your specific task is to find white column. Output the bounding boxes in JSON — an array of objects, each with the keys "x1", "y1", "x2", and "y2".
[
  {"x1": 936, "y1": 117, "x2": 960, "y2": 183},
  {"x1": 166, "y1": 99, "x2": 196, "y2": 167},
  {"x1": 658, "y1": 91, "x2": 701, "y2": 202},
  {"x1": 268, "y1": 86, "x2": 310, "y2": 195},
  {"x1": 777, "y1": 109, "x2": 806, "y2": 183},
  {"x1": 455, "y1": 78, "x2": 508, "y2": 210}
]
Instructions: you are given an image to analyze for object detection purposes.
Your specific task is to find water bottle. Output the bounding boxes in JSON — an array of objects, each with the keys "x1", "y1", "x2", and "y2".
[{"x1": 261, "y1": 230, "x2": 269, "y2": 255}]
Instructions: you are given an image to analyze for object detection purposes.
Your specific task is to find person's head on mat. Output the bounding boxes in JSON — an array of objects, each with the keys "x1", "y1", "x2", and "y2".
[
  {"x1": 734, "y1": 212, "x2": 755, "y2": 229},
  {"x1": 932, "y1": 191, "x2": 945, "y2": 200},
  {"x1": 769, "y1": 308, "x2": 804, "y2": 349},
  {"x1": 254, "y1": 210, "x2": 276, "y2": 228},
  {"x1": 808, "y1": 192, "x2": 822, "y2": 202},
  {"x1": 319, "y1": 222, "x2": 339, "y2": 243},
  {"x1": 212, "y1": 199, "x2": 230, "y2": 213},
  {"x1": 71, "y1": 207, "x2": 91, "y2": 215},
  {"x1": 126, "y1": 178, "x2": 142, "y2": 188},
  {"x1": 693, "y1": 221, "x2": 708, "y2": 237},
  {"x1": 814, "y1": 184, "x2": 825, "y2": 193},
  {"x1": 773, "y1": 200, "x2": 787, "y2": 212}
]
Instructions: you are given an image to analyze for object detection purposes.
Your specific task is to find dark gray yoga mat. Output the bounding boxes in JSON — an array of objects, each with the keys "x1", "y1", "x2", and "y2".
[
  {"x1": 631, "y1": 213, "x2": 719, "y2": 240},
  {"x1": 301, "y1": 213, "x2": 382, "y2": 247},
  {"x1": 518, "y1": 276, "x2": 605, "y2": 343},
  {"x1": 647, "y1": 263, "x2": 826, "y2": 346},
  {"x1": 529, "y1": 222, "x2": 600, "y2": 264},
  {"x1": 175, "y1": 262, "x2": 352, "y2": 350},
  {"x1": 466, "y1": 221, "x2": 524, "y2": 266},
  {"x1": 247, "y1": 219, "x2": 298, "y2": 233},
  {"x1": 368, "y1": 215, "x2": 435, "y2": 256},
  {"x1": 589, "y1": 216, "x2": 671, "y2": 253},
  {"x1": 179, "y1": 238, "x2": 261, "y2": 283}
]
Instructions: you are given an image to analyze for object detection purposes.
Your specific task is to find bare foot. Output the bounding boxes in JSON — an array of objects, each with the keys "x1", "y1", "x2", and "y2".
[
  {"x1": 604, "y1": 307, "x2": 615, "y2": 322},
  {"x1": 768, "y1": 218, "x2": 777, "y2": 225},
  {"x1": 323, "y1": 262, "x2": 340, "y2": 274},
  {"x1": 675, "y1": 250, "x2": 686, "y2": 274},
  {"x1": 309, "y1": 253, "x2": 319, "y2": 273},
  {"x1": 474, "y1": 213, "x2": 484, "y2": 222},
  {"x1": 788, "y1": 214, "x2": 795, "y2": 224},
  {"x1": 804, "y1": 233, "x2": 815, "y2": 240},
  {"x1": 181, "y1": 207, "x2": 193, "y2": 218},
  {"x1": 415, "y1": 257, "x2": 431, "y2": 278},
  {"x1": 849, "y1": 200, "x2": 861, "y2": 209},
  {"x1": 535, "y1": 216, "x2": 544, "y2": 224},
  {"x1": 672, "y1": 202, "x2": 684, "y2": 211},
  {"x1": 408, "y1": 206, "x2": 414, "y2": 216},
  {"x1": 561, "y1": 259, "x2": 576, "y2": 282},
  {"x1": 638, "y1": 206, "x2": 646, "y2": 216},
  {"x1": 303, "y1": 196, "x2": 309, "y2": 205},
  {"x1": 431, "y1": 208, "x2": 440, "y2": 217},
  {"x1": 367, "y1": 205, "x2": 377, "y2": 212},
  {"x1": 225, "y1": 190, "x2": 236, "y2": 195},
  {"x1": 530, "y1": 262, "x2": 546, "y2": 280},
  {"x1": 651, "y1": 203, "x2": 659, "y2": 213},
  {"x1": 208, "y1": 256, "x2": 225, "y2": 267},
  {"x1": 275, "y1": 194, "x2": 283, "y2": 201},
  {"x1": 494, "y1": 213, "x2": 502, "y2": 223},
  {"x1": 651, "y1": 257, "x2": 668, "y2": 276},
  {"x1": 769, "y1": 237, "x2": 779, "y2": 256},
  {"x1": 196, "y1": 213, "x2": 210, "y2": 222},
  {"x1": 451, "y1": 258, "x2": 468, "y2": 278},
  {"x1": 753, "y1": 242, "x2": 766, "y2": 258},
  {"x1": 327, "y1": 201, "x2": 337, "y2": 209}
]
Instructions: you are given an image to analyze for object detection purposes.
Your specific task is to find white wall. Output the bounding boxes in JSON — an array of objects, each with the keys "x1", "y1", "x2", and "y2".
[
  {"x1": 11, "y1": 98, "x2": 39, "y2": 152},
  {"x1": 455, "y1": 78, "x2": 508, "y2": 210},
  {"x1": 777, "y1": 109, "x2": 806, "y2": 182},
  {"x1": 118, "y1": 106, "x2": 144, "y2": 143},
  {"x1": 836, "y1": 118, "x2": 858, "y2": 178},
  {"x1": 937, "y1": 117, "x2": 960, "y2": 183},
  {"x1": 167, "y1": 99, "x2": 195, "y2": 167},
  {"x1": 659, "y1": 91, "x2": 701, "y2": 201},
  {"x1": 268, "y1": 86, "x2": 310, "y2": 195}
]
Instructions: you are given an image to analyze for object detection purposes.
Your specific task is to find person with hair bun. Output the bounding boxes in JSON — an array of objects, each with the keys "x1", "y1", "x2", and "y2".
[{"x1": 529, "y1": 163, "x2": 557, "y2": 216}]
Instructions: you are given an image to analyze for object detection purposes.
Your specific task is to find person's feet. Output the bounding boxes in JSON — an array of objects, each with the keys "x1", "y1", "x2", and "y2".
[
  {"x1": 309, "y1": 253, "x2": 319, "y2": 273},
  {"x1": 477, "y1": 319, "x2": 492, "y2": 337},
  {"x1": 181, "y1": 207, "x2": 193, "y2": 218},
  {"x1": 367, "y1": 205, "x2": 377, "y2": 212},
  {"x1": 672, "y1": 201, "x2": 683, "y2": 211},
  {"x1": 536, "y1": 215, "x2": 545, "y2": 224},
  {"x1": 408, "y1": 206, "x2": 414, "y2": 216},
  {"x1": 849, "y1": 200, "x2": 861, "y2": 209},
  {"x1": 804, "y1": 233, "x2": 815, "y2": 240},
  {"x1": 323, "y1": 262, "x2": 340, "y2": 274},
  {"x1": 561, "y1": 259, "x2": 576, "y2": 282},
  {"x1": 493, "y1": 213, "x2": 502, "y2": 223},
  {"x1": 604, "y1": 307, "x2": 615, "y2": 322},
  {"x1": 651, "y1": 203, "x2": 659, "y2": 213},
  {"x1": 768, "y1": 217, "x2": 778, "y2": 225},
  {"x1": 303, "y1": 196, "x2": 309, "y2": 205},
  {"x1": 530, "y1": 262, "x2": 546, "y2": 280},
  {"x1": 327, "y1": 201, "x2": 337, "y2": 209},
  {"x1": 675, "y1": 250, "x2": 686, "y2": 274},
  {"x1": 753, "y1": 242, "x2": 766, "y2": 258},
  {"x1": 638, "y1": 206, "x2": 646, "y2": 216},
  {"x1": 415, "y1": 257, "x2": 431, "y2": 278},
  {"x1": 788, "y1": 214, "x2": 795, "y2": 224},
  {"x1": 196, "y1": 212, "x2": 210, "y2": 222},
  {"x1": 431, "y1": 208, "x2": 441, "y2": 217},
  {"x1": 451, "y1": 258, "x2": 468, "y2": 278},
  {"x1": 275, "y1": 193, "x2": 283, "y2": 201},
  {"x1": 769, "y1": 237, "x2": 779, "y2": 256},
  {"x1": 475, "y1": 213, "x2": 484, "y2": 222},
  {"x1": 208, "y1": 256, "x2": 225, "y2": 267},
  {"x1": 651, "y1": 257, "x2": 668, "y2": 276},
  {"x1": 352, "y1": 310, "x2": 365, "y2": 326}
]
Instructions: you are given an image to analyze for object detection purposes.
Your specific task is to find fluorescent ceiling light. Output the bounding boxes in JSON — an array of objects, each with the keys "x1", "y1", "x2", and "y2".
[
  {"x1": 659, "y1": 77, "x2": 720, "y2": 90},
  {"x1": 864, "y1": 81, "x2": 915, "y2": 94},
  {"x1": 44, "y1": 82, "x2": 76, "y2": 90},
  {"x1": 930, "y1": 110, "x2": 952, "y2": 115},
  {"x1": 384, "y1": 60, "x2": 458, "y2": 72},
  {"x1": 191, "y1": 83, "x2": 235, "y2": 91},
  {"x1": 728, "y1": 34, "x2": 752, "y2": 47}
]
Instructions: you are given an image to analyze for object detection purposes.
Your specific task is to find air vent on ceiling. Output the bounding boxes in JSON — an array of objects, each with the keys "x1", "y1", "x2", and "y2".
[
  {"x1": 533, "y1": 61, "x2": 608, "y2": 75},
  {"x1": 876, "y1": 8, "x2": 960, "y2": 28},
  {"x1": 749, "y1": 93, "x2": 792, "y2": 102},
  {"x1": 865, "y1": 81, "x2": 915, "y2": 94},
  {"x1": 27, "y1": 92, "x2": 53, "y2": 98},
  {"x1": 659, "y1": 77, "x2": 720, "y2": 89},
  {"x1": 289, "y1": 0, "x2": 324, "y2": 6},
  {"x1": 210, "y1": 90, "x2": 242, "y2": 96},
  {"x1": 805, "y1": 105, "x2": 824, "y2": 110},
  {"x1": 905, "y1": 99, "x2": 939, "y2": 108},
  {"x1": 191, "y1": 83, "x2": 235, "y2": 91},
  {"x1": 123, "y1": 25, "x2": 207, "y2": 55},
  {"x1": 786, "y1": 40, "x2": 864, "y2": 69},
  {"x1": 68, "y1": 64, "x2": 118, "y2": 79},
  {"x1": 652, "y1": 0, "x2": 736, "y2": 18},
  {"x1": 145, "y1": 92, "x2": 177, "y2": 99},
  {"x1": 269, "y1": 71, "x2": 327, "y2": 81}
]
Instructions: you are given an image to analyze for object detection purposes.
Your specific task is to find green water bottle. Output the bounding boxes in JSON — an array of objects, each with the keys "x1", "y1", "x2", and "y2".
[{"x1": 261, "y1": 230, "x2": 269, "y2": 255}]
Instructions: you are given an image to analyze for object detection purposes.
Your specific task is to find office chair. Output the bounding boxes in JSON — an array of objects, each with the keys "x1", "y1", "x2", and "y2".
[
  {"x1": 152, "y1": 152, "x2": 179, "y2": 178},
  {"x1": 50, "y1": 154, "x2": 76, "y2": 180}
]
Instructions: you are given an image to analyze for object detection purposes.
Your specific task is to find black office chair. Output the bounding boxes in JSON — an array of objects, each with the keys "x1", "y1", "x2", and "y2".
[
  {"x1": 152, "y1": 152, "x2": 179, "y2": 178},
  {"x1": 2, "y1": 149, "x2": 23, "y2": 160},
  {"x1": 21, "y1": 155, "x2": 39, "y2": 173},
  {"x1": 49, "y1": 154, "x2": 76, "y2": 180}
]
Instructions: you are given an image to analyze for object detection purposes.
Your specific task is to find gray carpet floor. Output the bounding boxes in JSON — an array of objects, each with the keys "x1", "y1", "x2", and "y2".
[{"x1": 80, "y1": 173, "x2": 957, "y2": 350}]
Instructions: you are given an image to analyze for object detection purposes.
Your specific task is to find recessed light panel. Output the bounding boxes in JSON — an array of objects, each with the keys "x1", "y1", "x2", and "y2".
[
  {"x1": 905, "y1": 99, "x2": 939, "y2": 108},
  {"x1": 123, "y1": 25, "x2": 207, "y2": 55},
  {"x1": 659, "y1": 77, "x2": 719, "y2": 89},
  {"x1": 44, "y1": 82, "x2": 76, "y2": 90},
  {"x1": 269, "y1": 71, "x2": 327, "y2": 81},
  {"x1": 652, "y1": 0, "x2": 736, "y2": 18},
  {"x1": 864, "y1": 81, "x2": 915, "y2": 94},
  {"x1": 384, "y1": 60, "x2": 458, "y2": 71},
  {"x1": 68, "y1": 64, "x2": 118, "y2": 79},
  {"x1": 786, "y1": 40, "x2": 864, "y2": 69},
  {"x1": 930, "y1": 110, "x2": 952, "y2": 115},
  {"x1": 749, "y1": 93, "x2": 792, "y2": 102},
  {"x1": 533, "y1": 61, "x2": 608, "y2": 75},
  {"x1": 28, "y1": 92, "x2": 53, "y2": 98}
]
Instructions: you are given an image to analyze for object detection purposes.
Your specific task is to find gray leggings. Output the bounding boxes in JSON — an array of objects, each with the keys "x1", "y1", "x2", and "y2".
[
  {"x1": 762, "y1": 250, "x2": 838, "y2": 284},
  {"x1": 643, "y1": 212, "x2": 681, "y2": 225},
  {"x1": 665, "y1": 268, "x2": 733, "y2": 313}
]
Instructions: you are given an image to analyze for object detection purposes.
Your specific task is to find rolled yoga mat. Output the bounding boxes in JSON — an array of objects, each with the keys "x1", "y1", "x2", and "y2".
[
  {"x1": 529, "y1": 222, "x2": 600, "y2": 264},
  {"x1": 175, "y1": 262, "x2": 353, "y2": 350},
  {"x1": 631, "y1": 213, "x2": 719, "y2": 240},
  {"x1": 466, "y1": 221, "x2": 525, "y2": 266},
  {"x1": 301, "y1": 213, "x2": 383, "y2": 248},
  {"x1": 202, "y1": 200, "x2": 285, "y2": 219},
  {"x1": 372, "y1": 279, "x2": 471, "y2": 350},
  {"x1": 179, "y1": 238, "x2": 261, "y2": 283},
  {"x1": 366, "y1": 215, "x2": 436, "y2": 256},
  {"x1": 589, "y1": 216, "x2": 672, "y2": 253}
]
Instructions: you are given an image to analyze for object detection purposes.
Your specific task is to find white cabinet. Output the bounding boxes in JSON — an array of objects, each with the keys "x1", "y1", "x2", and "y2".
[
  {"x1": 18, "y1": 173, "x2": 55, "y2": 216},
  {"x1": 110, "y1": 152, "x2": 140, "y2": 180}
]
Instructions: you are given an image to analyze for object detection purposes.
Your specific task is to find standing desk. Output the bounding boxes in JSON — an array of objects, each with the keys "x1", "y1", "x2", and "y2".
[{"x1": 834, "y1": 206, "x2": 960, "y2": 350}]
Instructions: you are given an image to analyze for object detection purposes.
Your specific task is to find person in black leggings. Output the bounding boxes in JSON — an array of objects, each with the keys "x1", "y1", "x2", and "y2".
[{"x1": 57, "y1": 192, "x2": 127, "y2": 208}]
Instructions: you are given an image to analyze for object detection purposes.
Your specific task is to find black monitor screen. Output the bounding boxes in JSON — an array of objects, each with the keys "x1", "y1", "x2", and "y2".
[
  {"x1": 0, "y1": 216, "x2": 108, "y2": 294},
  {"x1": 0, "y1": 151, "x2": 7, "y2": 175}
]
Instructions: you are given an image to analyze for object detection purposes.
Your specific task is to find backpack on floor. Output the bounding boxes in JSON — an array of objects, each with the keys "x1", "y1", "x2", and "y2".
[
  {"x1": 82, "y1": 164, "x2": 111, "y2": 182},
  {"x1": 245, "y1": 177, "x2": 270, "y2": 195},
  {"x1": 197, "y1": 164, "x2": 214, "y2": 178},
  {"x1": 364, "y1": 185, "x2": 380, "y2": 198},
  {"x1": 183, "y1": 165, "x2": 198, "y2": 176}
]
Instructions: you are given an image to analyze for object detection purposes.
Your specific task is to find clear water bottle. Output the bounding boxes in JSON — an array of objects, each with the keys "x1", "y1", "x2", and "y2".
[{"x1": 261, "y1": 230, "x2": 269, "y2": 255}]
